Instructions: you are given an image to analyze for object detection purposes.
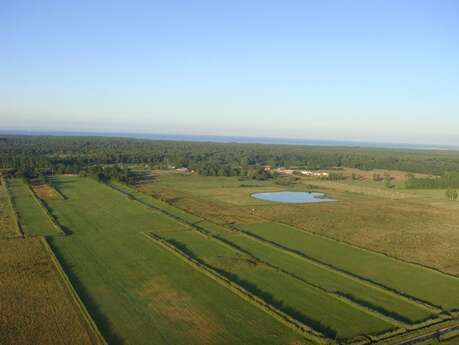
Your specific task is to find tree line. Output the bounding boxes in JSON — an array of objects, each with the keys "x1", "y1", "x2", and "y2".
[
  {"x1": 405, "y1": 172, "x2": 459, "y2": 189},
  {"x1": 2, "y1": 135, "x2": 459, "y2": 179}
]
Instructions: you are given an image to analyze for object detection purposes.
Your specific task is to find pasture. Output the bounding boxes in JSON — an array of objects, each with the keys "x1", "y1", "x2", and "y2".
[
  {"x1": 114, "y1": 178, "x2": 458, "y2": 342},
  {"x1": 7, "y1": 178, "x2": 60, "y2": 236},
  {"x1": 3, "y1": 173, "x2": 458, "y2": 345},
  {"x1": 157, "y1": 228, "x2": 395, "y2": 341},
  {"x1": 43, "y1": 176, "x2": 307, "y2": 345},
  {"x1": 137, "y1": 171, "x2": 459, "y2": 276},
  {"x1": 235, "y1": 223, "x2": 459, "y2": 311}
]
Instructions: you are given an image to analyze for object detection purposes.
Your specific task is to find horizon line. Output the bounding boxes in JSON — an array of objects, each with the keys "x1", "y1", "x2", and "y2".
[{"x1": 1, "y1": 129, "x2": 458, "y2": 151}]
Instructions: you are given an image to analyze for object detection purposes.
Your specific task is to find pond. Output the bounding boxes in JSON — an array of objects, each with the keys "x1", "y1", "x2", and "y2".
[{"x1": 251, "y1": 191, "x2": 335, "y2": 204}]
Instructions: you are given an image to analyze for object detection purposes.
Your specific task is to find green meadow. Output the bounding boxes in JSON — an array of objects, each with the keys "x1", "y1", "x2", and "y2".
[
  {"x1": 235, "y1": 222, "x2": 459, "y2": 311},
  {"x1": 7, "y1": 178, "x2": 59, "y2": 236},
  {"x1": 44, "y1": 176, "x2": 307, "y2": 345},
  {"x1": 5, "y1": 173, "x2": 458, "y2": 344}
]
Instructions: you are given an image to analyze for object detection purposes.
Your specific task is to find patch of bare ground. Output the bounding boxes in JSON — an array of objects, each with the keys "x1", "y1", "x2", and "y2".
[
  {"x1": 140, "y1": 276, "x2": 223, "y2": 345},
  {"x1": 30, "y1": 180, "x2": 61, "y2": 200}
]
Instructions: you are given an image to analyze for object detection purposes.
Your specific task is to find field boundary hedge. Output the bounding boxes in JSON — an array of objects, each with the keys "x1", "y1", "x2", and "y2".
[
  {"x1": 1, "y1": 177, "x2": 24, "y2": 238},
  {"x1": 41, "y1": 237, "x2": 108, "y2": 345},
  {"x1": 142, "y1": 232, "x2": 329, "y2": 344}
]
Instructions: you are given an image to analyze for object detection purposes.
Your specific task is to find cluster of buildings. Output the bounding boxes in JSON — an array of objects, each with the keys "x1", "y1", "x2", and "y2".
[
  {"x1": 299, "y1": 170, "x2": 329, "y2": 177},
  {"x1": 265, "y1": 166, "x2": 329, "y2": 177}
]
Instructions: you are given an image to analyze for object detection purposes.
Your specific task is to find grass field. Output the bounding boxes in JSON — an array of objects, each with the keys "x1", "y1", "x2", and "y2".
[
  {"x1": 219, "y1": 232, "x2": 435, "y2": 324},
  {"x1": 4, "y1": 173, "x2": 458, "y2": 345},
  {"x1": 112, "y1": 178, "x2": 457, "y2": 341},
  {"x1": 0, "y1": 237, "x2": 100, "y2": 345},
  {"x1": 136, "y1": 171, "x2": 459, "y2": 276},
  {"x1": 7, "y1": 178, "x2": 60, "y2": 236},
  {"x1": 157, "y1": 228, "x2": 395, "y2": 341},
  {"x1": 236, "y1": 222, "x2": 459, "y2": 311},
  {"x1": 44, "y1": 176, "x2": 308, "y2": 345}
]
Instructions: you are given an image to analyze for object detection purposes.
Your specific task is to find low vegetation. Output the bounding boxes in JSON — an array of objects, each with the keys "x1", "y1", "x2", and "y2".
[
  {"x1": 6, "y1": 178, "x2": 59, "y2": 236},
  {"x1": 43, "y1": 176, "x2": 307, "y2": 345},
  {"x1": 0, "y1": 237, "x2": 101, "y2": 345},
  {"x1": 2, "y1": 137, "x2": 458, "y2": 344}
]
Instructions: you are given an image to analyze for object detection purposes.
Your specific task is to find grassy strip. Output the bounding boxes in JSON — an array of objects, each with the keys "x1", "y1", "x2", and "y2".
[
  {"x1": 27, "y1": 181, "x2": 67, "y2": 235},
  {"x1": 223, "y1": 232, "x2": 451, "y2": 339},
  {"x1": 231, "y1": 229, "x2": 447, "y2": 326},
  {"x1": 3, "y1": 178, "x2": 24, "y2": 237},
  {"x1": 189, "y1": 227, "x2": 406, "y2": 333},
  {"x1": 1, "y1": 177, "x2": 23, "y2": 238},
  {"x1": 235, "y1": 226, "x2": 444, "y2": 315},
  {"x1": 142, "y1": 232, "x2": 328, "y2": 344},
  {"x1": 41, "y1": 237, "x2": 107, "y2": 345},
  {"x1": 274, "y1": 218, "x2": 459, "y2": 285}
]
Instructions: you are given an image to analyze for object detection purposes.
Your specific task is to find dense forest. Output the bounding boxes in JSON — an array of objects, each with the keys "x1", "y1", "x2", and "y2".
[{"x1": 1, "y1": 135, "x2": 459, "y2": 180}]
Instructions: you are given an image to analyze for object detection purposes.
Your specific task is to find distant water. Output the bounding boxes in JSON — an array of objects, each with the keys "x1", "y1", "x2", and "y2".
[
  {"x1": 251, "y1": 191, "x2": 336, "y2": 204},
  {"x1": 1, "y1": 130, "x2": 458, "y2": 151}
]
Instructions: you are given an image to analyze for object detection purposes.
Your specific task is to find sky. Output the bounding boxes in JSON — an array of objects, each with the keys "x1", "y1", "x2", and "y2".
[{"x1": 1, "y1": 0, "x2": 459, "y2": 145}]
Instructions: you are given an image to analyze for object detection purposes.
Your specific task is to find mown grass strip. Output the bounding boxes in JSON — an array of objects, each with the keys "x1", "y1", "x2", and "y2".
[
  {"x1": 142, "y1": 232, "x2": 328, "y2": 344},
  {"x1": 41, "y1": 237, "x2": 108, "y2": 345},
  {"x1": 230, "y1": 229, "x2": 442, "y2": 320},
  {"x1": 235, "y1": 223, "x2": 447, "y2": 314},
  {"x1": 165, "y1": 221, "x2": 408, "y2": 332}
]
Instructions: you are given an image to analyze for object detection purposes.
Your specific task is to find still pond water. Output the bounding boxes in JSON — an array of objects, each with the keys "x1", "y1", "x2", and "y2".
[{"x1": 251, "y1": 191, "x2": 335, "y2": 204}]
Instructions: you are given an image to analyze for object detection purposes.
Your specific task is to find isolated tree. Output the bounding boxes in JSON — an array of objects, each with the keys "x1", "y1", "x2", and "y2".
[{"x1": 446, "y1": 188, "x2": 458, "y2": 201}]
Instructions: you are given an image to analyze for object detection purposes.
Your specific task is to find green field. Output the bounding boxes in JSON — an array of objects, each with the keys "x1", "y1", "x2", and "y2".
[
  {"x1": 7, "y1": 178, "x2": 59, "y2": 236},
  {"x1": 137, "y1": 172, "x2": 459, "y2": 277},
  {"x1": 218, "y1": 232, "x2": 435, "y2": 324},
  {"x1": 44, "y1": 176, "x2": 307, "y2": 345},
  {"x1": 110, "y1": 178, "x2": 457, "y2": 341},
  {"x1": 5, "y1": 173, "x2": 458, "y2": 345},
  {"x1": 157, "y1": 229, "x2": 395, "y2": 340},
  {"x1": 235, "y1": 222, "x2": 459, "y2": 311}
]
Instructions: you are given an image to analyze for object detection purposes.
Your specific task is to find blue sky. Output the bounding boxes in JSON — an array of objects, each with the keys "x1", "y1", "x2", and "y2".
[{"x1": 1, "y1": 0, "x2": 458, "y2": 144}]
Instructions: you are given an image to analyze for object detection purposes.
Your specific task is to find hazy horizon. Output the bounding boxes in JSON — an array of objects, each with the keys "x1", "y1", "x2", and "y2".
[{"x1": 2, "y1": 0, "x2": 459, "y2": 145}]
